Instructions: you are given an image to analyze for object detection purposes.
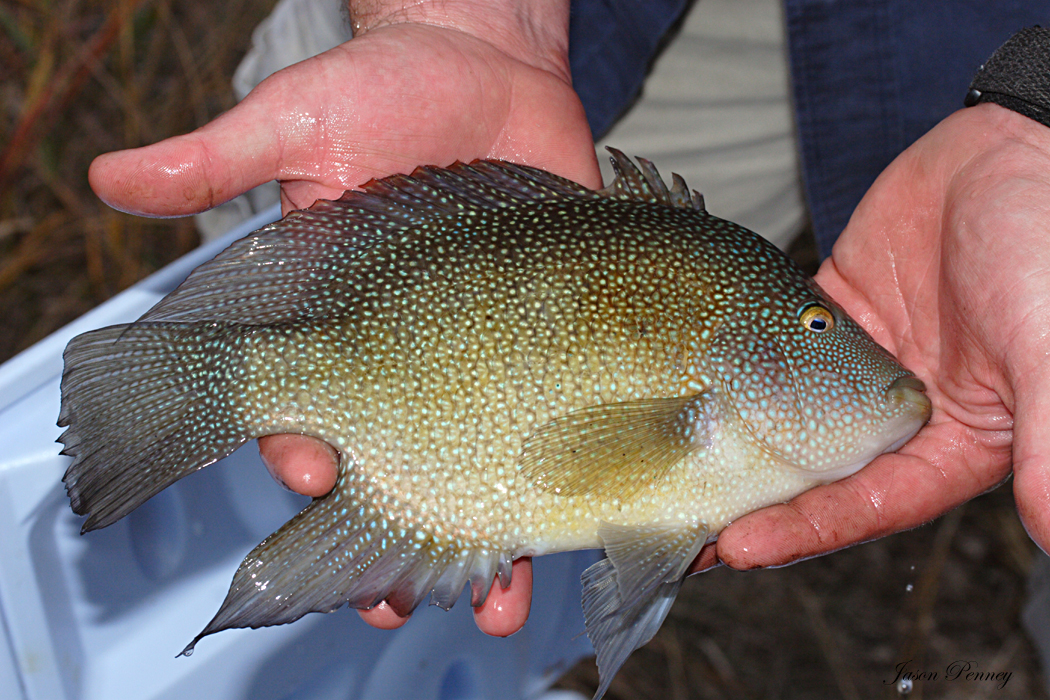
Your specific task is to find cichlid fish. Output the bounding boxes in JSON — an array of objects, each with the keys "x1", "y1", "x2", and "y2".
[{"x1": 59, "y1": 150, "x2": 931, "y2": 698}]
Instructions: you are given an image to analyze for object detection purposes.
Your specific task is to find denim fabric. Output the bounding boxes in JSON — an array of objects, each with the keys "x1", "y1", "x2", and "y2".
[
  {"x1": 568, "y1": 0, "x2": 691, "y2": 139},
  {"x1": 569, "y1": 0, "x2": 1047, "y2": 256},
  {"x1": 785, "y1": 1, "x2": 1047, "y2": 256}
]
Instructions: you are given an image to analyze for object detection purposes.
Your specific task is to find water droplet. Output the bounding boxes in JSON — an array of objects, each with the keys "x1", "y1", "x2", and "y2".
[
  {"x1": 896, "y1": 677, "x2": 912, "y2": 695},
  {"x1": 183, "y1": 647, "x2": 194, "y2": 657},
  {"x1": 905, "y1": 583, "x2": 913, "y2": 592}
]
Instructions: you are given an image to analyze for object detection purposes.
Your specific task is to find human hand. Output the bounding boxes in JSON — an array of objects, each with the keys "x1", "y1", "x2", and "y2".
[
  {"x1": 698, "y1": 103, "x2": 1050, "y2": 572},
  {"x1": 88, "y1": 0, "x2": 599, "y2": 636}
]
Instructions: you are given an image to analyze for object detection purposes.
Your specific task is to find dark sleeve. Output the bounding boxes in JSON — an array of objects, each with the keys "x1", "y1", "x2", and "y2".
[
  {"x1": 569, "y1": 0, "x2": 691, "y2": 140},
  {"x1": 786, "y1": 0, "x2": 1048, "y2": 257}
]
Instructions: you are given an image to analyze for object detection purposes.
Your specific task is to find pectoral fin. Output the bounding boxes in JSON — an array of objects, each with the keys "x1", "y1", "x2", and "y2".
[
  {"x1": 519, "y1": 393, "x2": 714, "y2": 501},
  {"x1": 582, "y1": 522, "x2": 708, "y2": 700}
]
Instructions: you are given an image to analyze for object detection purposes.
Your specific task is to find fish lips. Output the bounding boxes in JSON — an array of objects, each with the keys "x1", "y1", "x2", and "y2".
[{"x1": 879, "y1": 374, "x2": 933, "y2": 451}]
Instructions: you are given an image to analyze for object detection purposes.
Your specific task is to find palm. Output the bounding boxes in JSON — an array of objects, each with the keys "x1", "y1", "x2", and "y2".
[
  {"x1": 89, "y1": 23, "x2": 600, "y2": 216},
  {"x1": 714, "y1": 104, "x2": 1050, "y2": 568}
]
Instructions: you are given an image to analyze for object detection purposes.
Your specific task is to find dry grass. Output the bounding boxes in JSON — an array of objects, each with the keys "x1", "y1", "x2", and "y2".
[{"x1": 0, "y1": 0, "x2": 278, "y2": 362}]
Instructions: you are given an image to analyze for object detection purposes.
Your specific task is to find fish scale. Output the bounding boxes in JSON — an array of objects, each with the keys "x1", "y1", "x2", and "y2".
[{"x1": 58, "y1": 149, "x2": 931, "y2": 699}]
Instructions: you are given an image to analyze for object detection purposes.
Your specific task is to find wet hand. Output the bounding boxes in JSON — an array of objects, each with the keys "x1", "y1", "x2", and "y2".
[
  {"x1": 705, "y1": 104, "x2": 1050, "y2": 571},
  {"x1": 88, "y1": 6, "x2": 598, "y2": 216}
]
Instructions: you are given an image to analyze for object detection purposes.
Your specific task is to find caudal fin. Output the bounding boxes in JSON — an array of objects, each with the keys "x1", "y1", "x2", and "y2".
[{"x1": 59, "y1": 322, "x2": 249, "y2": 531}]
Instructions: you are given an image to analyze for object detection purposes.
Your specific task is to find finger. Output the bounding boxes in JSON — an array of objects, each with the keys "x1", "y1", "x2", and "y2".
[
  {"x1": 715, "y1": 421, "x2": 1011, "y2": 570},
  {"x1": 1011, "y1": 382, "x2": 1050, "y2": 554},
  {"x1": 687, "y1": 542, "x2": 721, "y2": 575},
  {"x1": 358, "y1": 601, "x2": 411, "y2": 630},
  {"x1": 258, "y1": 434, "x2": 339, "y2": 497},
  {"x1": 1014, "y1": 459, "x2": 1050, "y2": 554},
  {"x1": 259, "y1": 434, "x2": 405, "y2": 631},
  {"x1": 88, "y1": 94, "x2": 282, "y2": 217},
  {"x1": 473, "y1": 557, "x2": 532, "y2": 637}
]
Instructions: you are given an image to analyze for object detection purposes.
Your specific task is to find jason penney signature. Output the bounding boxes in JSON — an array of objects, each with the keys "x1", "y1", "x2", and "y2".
[{"x1": 887, "y1": 660, "x2": 1012, "y2": 690}]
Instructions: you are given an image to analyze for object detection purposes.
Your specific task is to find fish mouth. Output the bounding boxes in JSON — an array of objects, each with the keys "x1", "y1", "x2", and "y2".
[
  {"x1": 876, "y1": 374, "x2": 932, "y2": 456},
  {"x1": 887, "y1": 375, "x2": 927, "y2": 395},
  {"x1": 885, "y1": 375, "x2": 932, "y2": 420}
]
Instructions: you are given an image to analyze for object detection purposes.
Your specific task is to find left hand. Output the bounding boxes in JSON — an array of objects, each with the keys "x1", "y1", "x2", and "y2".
[
  {"x1": 700, "y1": 103, "x2": 1050, "y2": 572},
  {"x1": 87, "y1": 0, "x2": 598, "y2": 636}
]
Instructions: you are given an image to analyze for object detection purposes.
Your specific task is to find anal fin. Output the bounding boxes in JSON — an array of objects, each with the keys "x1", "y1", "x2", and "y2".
[
  {"x1": 181, "y1": 466, "x2": 509, "y2": 655},
  {"x1": 582, "y1": 522, "x2": 708, "y2": 700}
]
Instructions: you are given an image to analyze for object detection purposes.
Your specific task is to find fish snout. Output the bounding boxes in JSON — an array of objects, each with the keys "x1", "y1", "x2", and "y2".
[{"x1": 885, "y1": 375, "x2": 932, "y2": 420}]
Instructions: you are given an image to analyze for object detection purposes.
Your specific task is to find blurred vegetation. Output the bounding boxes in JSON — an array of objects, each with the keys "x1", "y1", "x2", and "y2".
[{"x1": 0, "y1": 0, "x2": 277, "y2": 362}]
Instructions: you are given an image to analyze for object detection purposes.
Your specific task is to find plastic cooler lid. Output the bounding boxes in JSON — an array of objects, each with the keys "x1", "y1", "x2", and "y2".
[{"x1": 0, "y1": 205, "x2": 594, "y2": 700}]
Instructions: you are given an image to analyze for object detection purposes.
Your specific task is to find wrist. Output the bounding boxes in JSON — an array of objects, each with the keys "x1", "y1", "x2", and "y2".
[
  {"x1": 948, "y1": 102, "x2": 1050, "y2": 176},
  {"x1": 347, "y1": 0, "x2": 572, "y2": 82},
  {"x1": 965, "y1": 27, "x2": 1050, "y2": 130}
]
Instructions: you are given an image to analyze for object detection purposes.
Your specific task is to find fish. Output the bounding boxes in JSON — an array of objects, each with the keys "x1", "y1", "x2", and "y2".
[{"x1": 58, "y1": 149, "x2": 931, "y2": 698}]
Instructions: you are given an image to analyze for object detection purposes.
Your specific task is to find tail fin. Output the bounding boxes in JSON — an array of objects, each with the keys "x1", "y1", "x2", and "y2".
[
  {"x1": 181, "y1": 465, "x2": 513, "y2": 655},
  {"x1": 59, "y1": 322, "x2": 249, "y2": 532}
]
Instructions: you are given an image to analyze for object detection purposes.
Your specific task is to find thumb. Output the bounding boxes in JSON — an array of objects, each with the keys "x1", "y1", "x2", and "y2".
[
  {"x1": 89, "y1": 102, "x2": 275, "y2": 217},
  {"x1": 88, "y1": 65, "x2": 327, "y2": 217},
  {"x1": 1010, "y1": 377, "x2": 1050, "y2": 555}
]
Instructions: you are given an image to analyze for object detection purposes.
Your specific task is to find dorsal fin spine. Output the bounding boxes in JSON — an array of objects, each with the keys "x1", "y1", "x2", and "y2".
[{"x1": 598, "y1": 147, "x2": 705, "y2": 213}]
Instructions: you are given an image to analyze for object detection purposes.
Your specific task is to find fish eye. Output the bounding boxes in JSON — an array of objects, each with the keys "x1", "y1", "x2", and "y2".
[{"x1": 799, "y1": 303, "x2": 835, "y2": 333}]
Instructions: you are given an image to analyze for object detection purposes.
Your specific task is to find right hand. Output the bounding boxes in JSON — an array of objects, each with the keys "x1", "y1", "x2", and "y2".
[{"x1": 87, "y1": 0, "x2": 599, "y2": 637}]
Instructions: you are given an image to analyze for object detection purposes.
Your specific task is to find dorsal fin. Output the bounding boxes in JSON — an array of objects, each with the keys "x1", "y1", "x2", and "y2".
[
  {"x1": 138, "y1": 159, "x2": 597, "y2": 326},
  {"x1": 598, "y1": 147, "x2": 706, "y2": 212},
  {"x1": 138, "y1": 151, "x2": 702, "y2": 327}
]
